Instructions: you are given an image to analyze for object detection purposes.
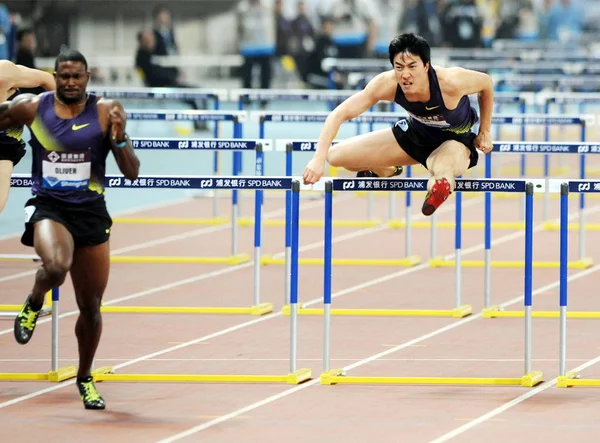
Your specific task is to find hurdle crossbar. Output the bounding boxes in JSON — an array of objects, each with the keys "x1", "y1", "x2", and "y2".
[{"x1": 319, "y1": 179, "x2": 542, "y2": 386}]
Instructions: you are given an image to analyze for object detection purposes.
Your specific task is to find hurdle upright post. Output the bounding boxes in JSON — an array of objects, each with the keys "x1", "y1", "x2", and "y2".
[
  {"x1": 524, "y1": 182, "x2": 534, "y2": 376},
  {"x1": 289, "y1": 180, "x2": 301, "y2": 374},
  {"x1": 253, "y1": 143, "x2": 264, "y2": 308},
  {"x1": 323, "y1": 180, "x2": 333, "y2": 372},
  {"x1": 559, "y1": 182, "x2": 569, "y2": 376},
  {"x1": 51, "y1": 287, "x2": 60, "y2": 374},
  {"x1": 284, "y1": 142, "x2": 293, "y2": 305},
  {"x1": 455, "y1": 179, "x2": 462, "y2": 309},
  {"x1": 484, "y1": 153, "x2": 492, "y2": 308}
]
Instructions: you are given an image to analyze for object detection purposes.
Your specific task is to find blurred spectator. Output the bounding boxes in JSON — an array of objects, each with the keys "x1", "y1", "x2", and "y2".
[
  {"x1": 0, "y1": 2, "x2": 11, "y2": 60},
  {"x1": 151, "y1": 5, "x2": 180, "y2": 87},
  {"x1": 399, "y1": 0, "x2": 433, "y2": 43},
  {"x1": 441, "y1": 0, "x2": 484, "y2": 48},
  {"x1": 546, "y1": 0, "x2": 584, "y2": 42},
  {"x1": 14, "y1": 28, "x2": 44, "y2": 95},
  {"x1": 290, "y1": 1, "x2": 315, "y2": 83},
  {"x1": 135, "y1": 29, "x2": 207, "y2": 130},
  {"x1": 236, "y1": 0, "x2": 276, "y2": 91},
  {"x1": 305, "y1": 16, "x2": 340, "y2": 89},
  {"x1": 373, "y1": 0, "x2": 403, "y2": 57},
  {"x1": 318, "y1": 0, "x2": 377, "y2": 58}
]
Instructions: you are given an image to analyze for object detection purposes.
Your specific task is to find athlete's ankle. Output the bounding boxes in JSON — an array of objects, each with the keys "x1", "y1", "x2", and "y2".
[{"x1": 27, "y1": 293, "x2": 44, "y2": 312}]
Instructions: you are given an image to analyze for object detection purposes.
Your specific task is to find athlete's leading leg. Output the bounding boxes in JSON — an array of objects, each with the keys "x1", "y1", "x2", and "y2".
[
  {"x1": 14, "y1": 219, "x2": 74, "y2": 344},
  {"x1": 69, "y1": 240, "x2": 110, "y2": 410},
  {"x1": 327, "y1": 128, "x2": 420, "y2": 177},
  {"x1": 422, "y1": 140, "x2": 472, "y2": 216}
]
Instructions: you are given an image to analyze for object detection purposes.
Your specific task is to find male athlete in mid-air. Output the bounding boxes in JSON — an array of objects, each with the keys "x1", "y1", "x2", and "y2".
[{"x1": 302, "y1": 33, "x2": 493, "y2": 215}]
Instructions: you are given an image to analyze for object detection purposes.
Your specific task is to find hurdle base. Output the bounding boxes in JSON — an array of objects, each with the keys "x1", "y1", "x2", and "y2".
[
  {"x1": 388, "y1": 220, "x2": 525, "y2": 230},
  {"x1": 109, "y1": 254, "x2": 250, "y2": 265},
  {"x1": 0, "y1": 365, "x2": 77, "y2": 382},
  {"x1": 482, "y1": 305, "x2": 600, "y2": 319},
  {"x1": 282, "y1": 304, "x2": 471, "y2": 318},
  {"x1": 429, "y1": 257, "x2": 594, "y2": 269},
  {"x1": 100, "y1": 302, "x2": 273, "y2": 316},
  {"x1": 239, "y1": 217, "x2": 382, "y2": 228},
  {"x1": 320, "y1": 369, "x2": 543, "y2": 387},
  {"x1": 543, "y1": 221, "x2": 600, "y2": 232},
  {"x1": 261, "y1": 255, "x2": 421, "y2": 267},
  {"x1": 112, "y1": 217, "x2": 230, "y2": 226},
  {"x1": 93, "y1": 368, "x2": 312, "y2": 385}
]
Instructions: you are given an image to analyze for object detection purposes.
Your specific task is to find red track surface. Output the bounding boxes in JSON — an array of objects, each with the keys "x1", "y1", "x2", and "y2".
[{"x1": 2, "y1": 162, "x2": 600, "y2": 442}]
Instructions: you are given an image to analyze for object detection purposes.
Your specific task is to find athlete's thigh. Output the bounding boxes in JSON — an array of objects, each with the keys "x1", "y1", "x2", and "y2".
[
  {"x1": 33, "y1": 219, "x2": 75, "y2": 268},
  {"x1": 70, "y1": 241, "x2": 110, "y2": 309},
  {"x1": 328, "y1": 128, "x2": 420, "y2": 169},
  {"x1": 426, "y1": 139, "x2": 471, "y2": 173},
  {"x1": 0, "y1": 160, "x2": 13, "y2": 213}
]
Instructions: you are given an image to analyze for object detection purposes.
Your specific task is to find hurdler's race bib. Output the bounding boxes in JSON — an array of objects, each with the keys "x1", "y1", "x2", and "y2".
[{"x1": 42, "y1": 150, "x2": 91, "y2": 190}]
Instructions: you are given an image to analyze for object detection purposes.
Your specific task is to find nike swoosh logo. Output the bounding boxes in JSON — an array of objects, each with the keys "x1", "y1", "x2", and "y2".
[
  {"x1": 425, "y1": 106, "x2": 439, "y2": 111},
  {"x1": 72, "y1": 123, "x2": 90, "y2": 131}
]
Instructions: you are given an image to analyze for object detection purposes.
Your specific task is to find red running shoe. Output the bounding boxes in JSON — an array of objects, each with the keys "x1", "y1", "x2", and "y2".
[{"x1": 421, "y1": 178, "x2": 451, "y2": 216}]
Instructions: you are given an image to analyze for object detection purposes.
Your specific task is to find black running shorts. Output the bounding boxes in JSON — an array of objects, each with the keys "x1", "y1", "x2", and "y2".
[
  {"x1": 391, "y1": 119, "x2": 479, "y2": 170},
  {"x1": 21, "y1": 195, "x2": 113, "y2": 248},
  {"x1": 0, "y1": 141, "x2": 26, "y2": 166}
]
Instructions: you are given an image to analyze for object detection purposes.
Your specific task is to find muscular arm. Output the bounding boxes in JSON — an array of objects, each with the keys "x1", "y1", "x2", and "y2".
[
  {"x1": 104, "y1": 100, "x2": 140, "y2": 181},
  {"x1": 0, "y1": 94, "x2": 39, "y2": 131},
  {"x1": 312, "y1": 71, "x2": 397, "y2": 162},
  {"x1": 443, "y1": 67, "x2": 494, "y2": 133},
  {"x1": 0, "y1": 60, "x2": 55, "y2": 97}
]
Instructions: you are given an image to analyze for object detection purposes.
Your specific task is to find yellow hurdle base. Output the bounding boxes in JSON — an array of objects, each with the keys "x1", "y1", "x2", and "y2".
[
  {"x1": 388, "y1": 220, "x2": 525, "y2": 230},
  {"x1": 109, "y1": 254, "x2": 250, "y2": 265},
  {"x1": 0, "y1": 366, "x2": 77, "y2": 382},
  {"x1": 482, "y1": 305, "x2": 600, "y2": 319},
  {"x1": 100, "y1": 302, "x2": 273, "y2": 316},
  {"x1": 93, "y1": 368, "x2": 312, "y2": 385},
  {"x1": 261, "y1": 255, "x2": 421, "y2": 267},
  {"x1": 238, "y1": 217, "x2": 382, "y2": 228},
  {"x1": 320, "y1": 369, "x2": 543, "y2": 387},
  {"x1": 281, "y1": 304, "x2": 472, "y2": 318},
  {"x1": 428, "y1": 257, "x2": 594, "y2": 269},
  {"x1": 543, "y1": 222, "x2": 600, "y2": 231},
  {"x1": 556, "y1": 372, "x2": 600, "y2": 388},
  {"x1": 112, "y1": 217, "x2": 230, "y2": 226}
]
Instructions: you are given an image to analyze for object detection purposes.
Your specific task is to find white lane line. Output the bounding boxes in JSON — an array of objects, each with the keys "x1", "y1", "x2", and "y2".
[
  {"x1": 430, "y1": 354, "x2": 600, "y2": 443},
  {"x1": 155, "y1": 264, "x2": 600, "y2": 442}
]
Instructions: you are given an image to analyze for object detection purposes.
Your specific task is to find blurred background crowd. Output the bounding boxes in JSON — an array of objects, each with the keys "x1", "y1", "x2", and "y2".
[{"x1": 0, "y1": 0, "x2": 598, "y2": 91}]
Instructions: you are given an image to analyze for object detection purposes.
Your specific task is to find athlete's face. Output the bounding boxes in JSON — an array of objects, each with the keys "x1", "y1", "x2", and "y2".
[
  {"x1": 393, "y1": 52, "x2": 428, "y2": 94},
  {"x1": 54, "y1": 61, "x2": 90, "y2": 104}
]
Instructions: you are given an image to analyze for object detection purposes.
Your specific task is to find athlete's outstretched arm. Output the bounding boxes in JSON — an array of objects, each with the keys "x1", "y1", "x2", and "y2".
[
  {"x1": 107, "y1": 101, "x2": 140, "y2": 181},
  {"x1": 302, "y1": 71, "x2": 396, "y2": 185},
  {"x1": 0, "y1": 60, "x2": 55, "y2": 94}
]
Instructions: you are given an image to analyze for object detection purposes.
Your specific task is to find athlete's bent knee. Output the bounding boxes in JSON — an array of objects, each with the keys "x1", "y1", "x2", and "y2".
[
  {"x1": 326, "y1": 145, "x2": 345, "y2": 168},
  {"x1": 42, "y1": 261, "x2": 70, "y2": 288}
]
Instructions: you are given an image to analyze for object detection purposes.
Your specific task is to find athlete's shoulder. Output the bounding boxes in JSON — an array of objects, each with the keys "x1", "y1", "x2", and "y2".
[{"x1": 365, "y1": 69, "x2": 398, "y2": 101}]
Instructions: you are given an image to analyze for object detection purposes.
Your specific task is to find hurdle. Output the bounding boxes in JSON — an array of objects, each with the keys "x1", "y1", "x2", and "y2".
[
  {"x1": 0, "y1": 288, "x2": 78, "y2": 383},
  {"x1": 90, "y1": 179, "x2": 311, "y2": 384},
  {"x1": 556, "y1": 180, "x2": 600, "y2": 387},
  {"x1": 120, "y1": 109, "x2": 245, "y2": 227},
  {"x1": 4, "y1": 173, "x2": 283, "y2": 316},
  {"x1": 89, "y1": 86, "x2": 229, "y2": 218},
  {"x1": 488, "y1": 179, "x2": 600, "y2": 323},
  {"x1": 319, "y1": 178, "x2": 543, "y2": 386}
]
